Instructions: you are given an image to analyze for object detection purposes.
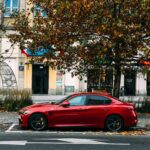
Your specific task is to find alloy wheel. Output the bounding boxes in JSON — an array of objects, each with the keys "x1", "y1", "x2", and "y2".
[
  {"x1": 105, "y1": 115, "x2": 123, "y2": 131},
  {"x1": 29, "y1": 113, "x2": 47, "y2": 131}
]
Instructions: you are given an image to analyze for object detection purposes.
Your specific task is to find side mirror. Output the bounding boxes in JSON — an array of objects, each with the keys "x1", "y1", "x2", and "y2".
[{"x1": 60, "y1": 101, "x2": 70, "y2": 107}]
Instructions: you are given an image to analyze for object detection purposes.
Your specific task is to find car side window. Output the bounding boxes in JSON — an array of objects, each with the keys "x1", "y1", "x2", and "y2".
[
  {"x1": 86, "y1": 95, "x2": 112, "y2": 105},
  {"x1": 69, "y1": 96, "x2": 86, "y2": 106}
]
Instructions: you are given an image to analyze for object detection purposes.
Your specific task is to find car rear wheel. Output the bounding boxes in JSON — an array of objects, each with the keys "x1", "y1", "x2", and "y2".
[
  {"x1": 29, "y1": 113, "x2": 48, "y2": 131},
  {"x1": 105, "y1": 115, "x2": 123, "y2": 131}
]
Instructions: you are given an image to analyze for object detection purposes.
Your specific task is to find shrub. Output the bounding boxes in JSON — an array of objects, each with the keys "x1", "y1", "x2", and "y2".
[
  {"x1": 3, "y1": 98, "x2": 19, "y2": 111},
  {"x1": 0, "y1": 99, "x2": 3, "y2": 110},
  {"x1": 137, "y1": 98, "x2": 150, "y2": 113},
  {"x1": 1, "y1": 89, "x2": 32, "y2": 111},
  {"x1": 120, "y1": 97, "x2": 150, "y2": 113}
]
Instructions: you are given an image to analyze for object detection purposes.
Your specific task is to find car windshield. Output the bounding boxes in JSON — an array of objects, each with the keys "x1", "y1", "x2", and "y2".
[{"x1": 55, "y1": 95, "x2": 72, "y2": 105}]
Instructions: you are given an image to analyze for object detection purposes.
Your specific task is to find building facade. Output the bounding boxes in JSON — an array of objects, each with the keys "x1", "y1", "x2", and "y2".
[
  {"x1": 0, "y1": 0, "x2": 87, "y2": 95},
  {"x1": 0, "y1": 0, "x2": 149, "y2": 99}
]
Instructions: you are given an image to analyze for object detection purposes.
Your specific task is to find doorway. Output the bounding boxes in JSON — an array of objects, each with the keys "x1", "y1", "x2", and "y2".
[{"x1": 32, "y1": 64, "x2": 49, "y2": 94}]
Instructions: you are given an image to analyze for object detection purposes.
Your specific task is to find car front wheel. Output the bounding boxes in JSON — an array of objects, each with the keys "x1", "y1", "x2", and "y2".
[
  {"x1": 29, "y1": 113, "x2": 48, "y2": 131},
  {"x1": 105, "y1": 115, "x2": 123, "y2": 131}
]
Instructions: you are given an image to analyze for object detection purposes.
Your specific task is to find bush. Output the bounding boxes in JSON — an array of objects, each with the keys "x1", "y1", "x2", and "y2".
[
  {"x1": 137, "y1": 98, "x2": 150, "y2": 113},
  {"x1": 3, "y1": 98, "x2": 19, "y2": 111},
  {"x1": 120, "y1": 97, "x2": 150, "y2": 113},
  {"x1": 0, "y1": 99, "x2": 3, "y2": 110},
  {"x1": 1, "y1": 89, "x2": 32, "y2": 111}
]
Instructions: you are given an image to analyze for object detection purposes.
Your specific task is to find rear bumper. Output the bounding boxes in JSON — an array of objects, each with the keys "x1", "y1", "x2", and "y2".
[
  {"x1": 126, "y1": 109, "x2": 138, "y2": 127},
  {"x1": 130, "y1": 119, "x2": 138, "y2": 127},
  {"x1": 125, "y1": 116, "x2": 138, "y2": 128}
]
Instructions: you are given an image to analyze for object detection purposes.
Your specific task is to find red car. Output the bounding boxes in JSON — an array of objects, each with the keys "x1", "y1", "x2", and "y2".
[{"x1": 18, "y1": 92, "x2": 137, "y2": 131}]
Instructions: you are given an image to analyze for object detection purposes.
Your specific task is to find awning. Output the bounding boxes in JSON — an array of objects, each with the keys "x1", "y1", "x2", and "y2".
[{"x1": 21, "y1": 47, "x2": 53, "y2": 57}]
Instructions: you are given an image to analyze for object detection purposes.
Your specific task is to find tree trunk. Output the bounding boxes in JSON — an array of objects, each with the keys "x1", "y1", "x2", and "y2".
[{"x1": 113, "y1": 65, "x2": 121, "y2": 98}]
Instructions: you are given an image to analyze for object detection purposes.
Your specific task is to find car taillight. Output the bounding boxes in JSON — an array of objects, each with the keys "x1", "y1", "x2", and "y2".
[
  {"x1": 128, "y1": 104, "x2": 136, "y2": 111},
  {"x1": 129, "y1": 103, "x2": 136, "y2": 111},
  {"x1": 132, "y1": 104, "x2": 137, "y2": 111}
]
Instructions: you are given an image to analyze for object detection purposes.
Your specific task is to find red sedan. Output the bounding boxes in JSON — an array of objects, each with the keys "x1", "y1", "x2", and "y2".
[{"x1": 18, "y1": 92, "x2": 137, "y2": 131}]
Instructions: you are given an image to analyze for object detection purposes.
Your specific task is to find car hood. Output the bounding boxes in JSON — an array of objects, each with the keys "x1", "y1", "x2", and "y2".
[{"x1": 21, "y1": 103, "x2": 57, "y2": 111}]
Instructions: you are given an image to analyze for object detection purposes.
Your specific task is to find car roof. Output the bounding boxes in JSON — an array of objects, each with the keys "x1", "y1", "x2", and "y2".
[{"x1": 71, "y1": 92, "x2": 112, "y2": 97}]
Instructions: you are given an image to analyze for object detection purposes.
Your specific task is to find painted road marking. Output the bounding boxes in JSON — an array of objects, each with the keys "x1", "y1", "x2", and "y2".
[
  {"x1": 0, "y1": 138, "x2": 130, "y2": 146},
  {"x1": 0, "y1": 141, "x2": 27, "y2": 145},
  {"x1": 5, "y1": 124, "x2": 98, "y2": 134},
  {"x1": 32, "y1": 138, "x2": 130, "y2": 145},
  {"x1": 57, "y1": 138, "x2": 130, "y2": 145},
  {"x1": 5, "y1": 123, "x2": 17, "y2": 132}
]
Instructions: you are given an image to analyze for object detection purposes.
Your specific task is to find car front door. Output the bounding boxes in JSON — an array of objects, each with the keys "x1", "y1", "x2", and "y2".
[{"x1": 49, "y1": 95, "x2": 88, "y2": 126}]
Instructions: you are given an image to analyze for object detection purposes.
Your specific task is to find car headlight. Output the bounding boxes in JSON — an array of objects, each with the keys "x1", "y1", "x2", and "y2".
[{"x1": 21, "y1": 110, "x2": 31, "y2": 115}]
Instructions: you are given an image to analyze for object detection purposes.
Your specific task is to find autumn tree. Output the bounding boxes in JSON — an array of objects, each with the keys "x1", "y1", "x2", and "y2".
[{"x1": 8, "y1": 0, "x2": 150, "y2": 97}]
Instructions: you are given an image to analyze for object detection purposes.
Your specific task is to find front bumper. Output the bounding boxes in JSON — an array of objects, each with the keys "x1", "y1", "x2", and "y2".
[{"x1": 18, "y1": 114, "x2": 29, "y2": 127}]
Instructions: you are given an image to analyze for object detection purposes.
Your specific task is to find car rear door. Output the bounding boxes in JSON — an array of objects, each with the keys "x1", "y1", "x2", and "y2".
[{"x1": 84, "y1": 95, "x2": 112, "y2": 127}]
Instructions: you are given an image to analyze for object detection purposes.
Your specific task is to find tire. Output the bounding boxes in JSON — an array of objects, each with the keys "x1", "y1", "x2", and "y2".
[
  {"x1": 105, "y1": 115, "x2": 123, "y2": 131},
  {"x1": 29, "y1": 113, "x2": 48, "y2": 131}
]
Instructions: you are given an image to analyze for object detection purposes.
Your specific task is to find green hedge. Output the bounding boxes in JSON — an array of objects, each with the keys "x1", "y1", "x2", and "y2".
[
  {"x1": 121, "y1": 97, "x2": 150, "y2": 113},
  {"x1": 0, "y1": 89, "x2": 32, "y2": 112},
  {"x1": 136, "y1": 98, "x2": 150, "y2": 113}
]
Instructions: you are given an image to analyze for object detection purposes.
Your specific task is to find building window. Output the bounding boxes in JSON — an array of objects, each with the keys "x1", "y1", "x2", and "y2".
[
  {"x1": 124, "y1": 70, "x2": 136, "y2": 96},
  {"x1": 4, "y1": 0, "x2": 19, "y2": 17},
  {"x1": 65, "y1": 86, "x2": 75, "y2": 94},
  {"x1": 34, "y1": 4, "x2": 47, "y2": 17}
]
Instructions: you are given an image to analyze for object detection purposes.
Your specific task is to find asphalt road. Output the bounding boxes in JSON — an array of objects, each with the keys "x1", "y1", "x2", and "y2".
[{"x1": 0, "y1": 132, "x2": 150, "y2": 150}]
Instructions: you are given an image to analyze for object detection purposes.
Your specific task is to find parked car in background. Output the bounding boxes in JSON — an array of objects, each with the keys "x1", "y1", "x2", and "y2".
[{"x1": 18, "y1": 92, "x2": 137, "y2": 131}]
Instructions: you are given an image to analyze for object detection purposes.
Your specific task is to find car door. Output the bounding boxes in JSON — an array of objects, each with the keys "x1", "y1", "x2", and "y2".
[
  {"x1": 84, "y1": 95, "x2": 112, "y2": 127},
  {"x1": 49, "y1": 95, "x2": 88, "y2": 126}
]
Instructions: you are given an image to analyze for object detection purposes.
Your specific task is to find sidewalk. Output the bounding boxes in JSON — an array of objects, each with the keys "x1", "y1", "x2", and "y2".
[
  {"x1": 136, "y1": 114, "x2": 150, "y2": 128},
  {"x1": 32, "y1": 95, "x2": 66, "y2": 103}
]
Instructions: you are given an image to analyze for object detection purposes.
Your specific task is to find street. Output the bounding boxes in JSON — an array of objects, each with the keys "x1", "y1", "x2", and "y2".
[{"x1": 0, "y1": 132, "x2": 150, "y2": 150}]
